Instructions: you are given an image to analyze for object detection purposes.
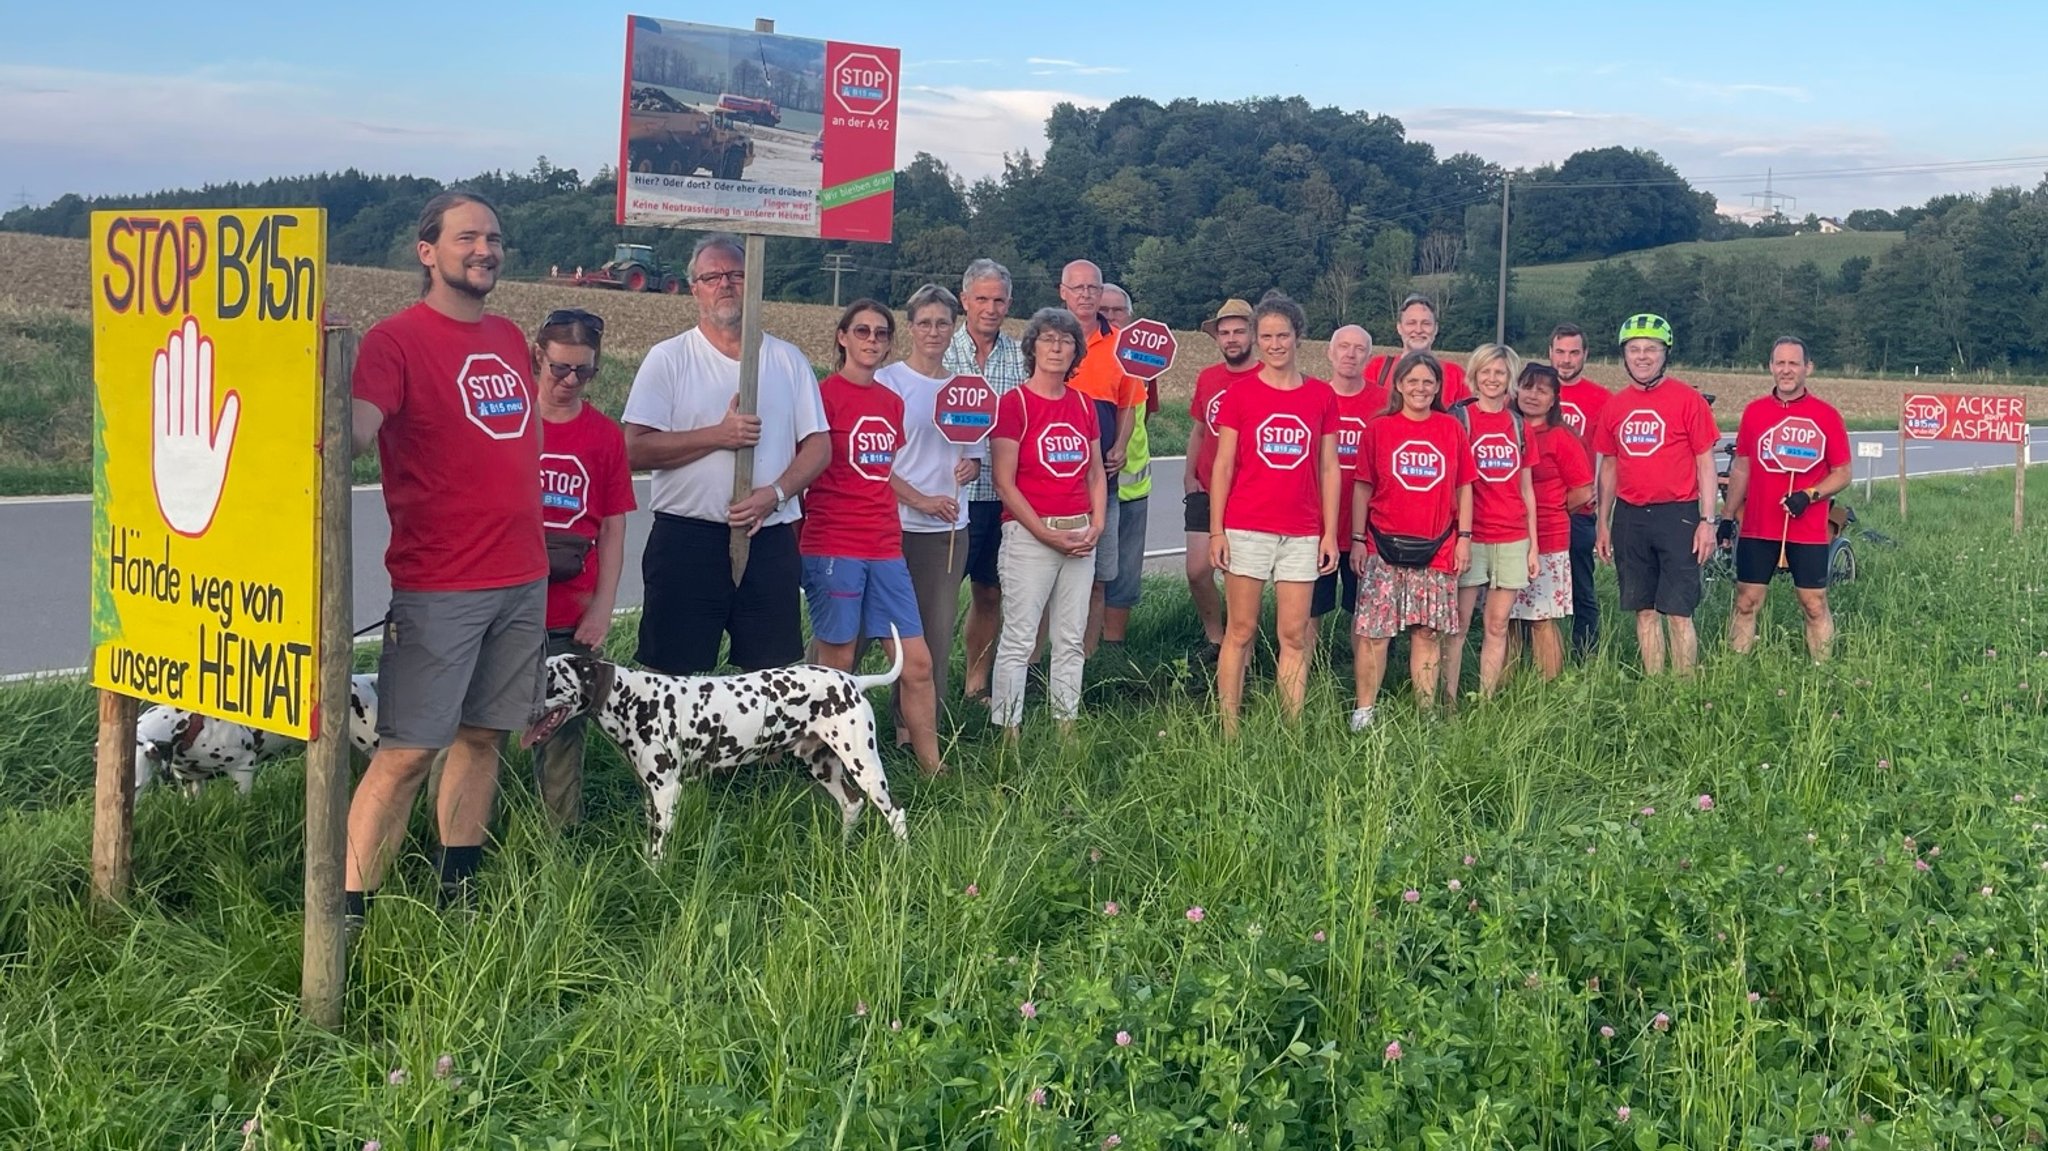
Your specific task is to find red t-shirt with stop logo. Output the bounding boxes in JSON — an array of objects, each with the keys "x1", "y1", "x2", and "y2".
[
  {"x1": 1734, "y1": 390, "x2": 1850, "y2": 545},
  {"x1": 992, "y1": 384, "x2": 1101, "y2": 522},
  {"x1": 352, "y1": 302, "x2": 546, "y2": 592},
  {"x1": 1525, "y1": 423, "x2": 1593, "y2": 553},
  {"x1": 1216, "y1": 374, "x2": 1338, "y2": 537},
  {"x1": 1331, "y1": 385, "x2": 1380, "y2": 549},
  {"x1": 1589, "y1": 378, "x2": 1719, "y2": 506},
  {"x1": 1367, "y1": 353, "x2": 1468, "y2": 408},
  {"x1": 802, "y1": 374, "x2": 906, "y2": 561},
  {"x1": 1460, "y1": 405, "x2": 1529, "y2": 543},
  {"x1": 1190, "y1": 363, "x2": 1259, "y2": 490},
  {"x1": 1356, "y1": 411, "x2": 1476, "y2": 574},
  {"x1": 539, "y1": 405, "x2": 638, "y2": 631},
  {"x1": 1557, "y1": 377, "x2": 1611, "y2": 444}
]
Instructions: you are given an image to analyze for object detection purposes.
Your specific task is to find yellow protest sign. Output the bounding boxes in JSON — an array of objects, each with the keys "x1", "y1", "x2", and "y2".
[{"x1": 89, "y1": 208, "x2": 327, "y2": 739}]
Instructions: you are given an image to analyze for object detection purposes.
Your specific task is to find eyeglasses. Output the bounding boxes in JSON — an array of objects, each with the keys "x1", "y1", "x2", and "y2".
[
  {"x1": 911, "y1": 318, "x2": 954, "y2": 333},
  {"x1": 694, "y1": 269, "x2": 745, "y2": 287},
  {"x1": 1033, "y1": 334, "x2": 1077, "y2": 349},
  {"x1": 1061, "y1": 283, "x2": 1102, "y2": 295},
  {"x1": 544, "y1": 308, "x2": 604, "y2": 334},
  {"x1": 544, "y1": 360, "x2": 597, "y2": 382},
  {"x1": 847, "y1": 324, "x2": 894, "y2": 342}
]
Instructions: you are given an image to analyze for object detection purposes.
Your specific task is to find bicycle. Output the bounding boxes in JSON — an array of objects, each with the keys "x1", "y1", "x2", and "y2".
[{"x1": 1705, "y1": 437, "x2": 1859, "y2": 588}]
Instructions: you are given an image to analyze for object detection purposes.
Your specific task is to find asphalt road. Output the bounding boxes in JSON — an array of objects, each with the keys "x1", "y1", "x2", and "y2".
[{"x1": 5, "y1": 429, "x2": 2043, "y2": 679}]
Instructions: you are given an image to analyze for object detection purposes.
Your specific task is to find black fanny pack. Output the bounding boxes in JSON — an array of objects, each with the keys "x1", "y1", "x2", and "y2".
[
  {"x1": 545, "y1": 530, "x2": 593, "y2": 582},
  {"x1": 1368, "y1": 519, "x2": 1454, "y2": 569}
]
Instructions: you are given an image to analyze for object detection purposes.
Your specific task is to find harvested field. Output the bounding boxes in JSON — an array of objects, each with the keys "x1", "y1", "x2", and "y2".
[{"x1": 3, "y1": 231, "x2": 2040, "y2": 425}]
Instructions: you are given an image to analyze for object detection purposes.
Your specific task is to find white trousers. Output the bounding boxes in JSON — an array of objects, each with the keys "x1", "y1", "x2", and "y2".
[{"x1": 991, "y1": 520, "x2": 1092, "y2": 726}]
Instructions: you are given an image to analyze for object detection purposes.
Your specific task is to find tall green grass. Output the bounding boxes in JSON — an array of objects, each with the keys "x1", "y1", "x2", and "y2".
[{"x1": 0, "y1": 474, "x2": 2044, "y2": 1148}]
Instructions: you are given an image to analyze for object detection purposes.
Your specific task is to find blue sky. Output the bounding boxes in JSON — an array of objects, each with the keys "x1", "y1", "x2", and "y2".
[{"x1": 4, "y1": 0, "x2": 2044, "y2": 218}]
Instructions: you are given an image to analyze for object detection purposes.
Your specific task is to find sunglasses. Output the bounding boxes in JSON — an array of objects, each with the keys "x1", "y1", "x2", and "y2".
[
  {"x1": 846, "y1": 324, "x2": 893, "y2": 342},
  {"x1": 544, "y1": 308, "x2": 604, "y2": 334},
  {"x1": 544, "y1": 360, "x2": 598, "y2": 382}
]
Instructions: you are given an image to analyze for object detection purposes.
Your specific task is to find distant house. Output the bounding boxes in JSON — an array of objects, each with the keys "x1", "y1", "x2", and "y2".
[{"x1": 1818, "y1": 217, "x2": 1846, "y2": 234}]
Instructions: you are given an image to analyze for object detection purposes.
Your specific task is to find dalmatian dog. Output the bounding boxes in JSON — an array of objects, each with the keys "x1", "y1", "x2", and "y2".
[
  {"x1": 519, "y1": 627, "x2": 910, "y2": 860},
  {"x1": 134, "y1": 673, "x2": 382, "y2": 796}
]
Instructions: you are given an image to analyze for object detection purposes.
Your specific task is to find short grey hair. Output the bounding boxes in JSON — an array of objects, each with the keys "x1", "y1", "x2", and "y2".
[
  {"x1": 1102, "y1": 282, "x2": 1130, "y2": 308},
  {"x1": 1020, "y1": 307, "x2": 1087, "y2": 380},
  {"x1": 903, "y1": 282, "x2": 961, "y2": 324},
  {"x1": 689, "y1": 232, "x2": 745, "y2": 277},
  {"x1": 960, "y1": 258, "x2": 1012, "y2": 299}
]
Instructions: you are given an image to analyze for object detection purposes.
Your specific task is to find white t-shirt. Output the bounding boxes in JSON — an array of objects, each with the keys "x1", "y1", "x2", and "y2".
[
  {"x1": 621, "y1": 327, "x2": 827, "y2": 527},
  {"x1": 876, "y1": 361, "x2": 984, "y2": 532}
]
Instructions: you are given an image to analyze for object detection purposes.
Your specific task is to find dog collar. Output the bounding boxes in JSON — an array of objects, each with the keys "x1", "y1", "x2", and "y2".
[{"x1": 585, "y1": 659, "x2": 618, "y2": 713}]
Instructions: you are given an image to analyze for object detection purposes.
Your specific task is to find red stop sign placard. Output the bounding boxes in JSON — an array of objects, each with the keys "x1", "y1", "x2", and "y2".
[
  {"x1": 934, "y1": 374, "x2": 999, "y2": 445},
  {"x1": 833, "y1": 52, "x2": 893, "y2": 117},
  {"x1": 1114, "y1": 318, "x2": 1177, "y2": 381}
]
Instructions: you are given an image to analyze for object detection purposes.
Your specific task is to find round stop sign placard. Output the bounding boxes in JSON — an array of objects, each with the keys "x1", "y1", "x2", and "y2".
[
  {"x1": 833, "y1": 52, "x2": 893, "y2": 116},
  {"x1": 934, "y1": 374, "x2": 999, "y2": 445},
  {"x1": 1114, "y1": 319, "x2": 1177, "y2": 381}
]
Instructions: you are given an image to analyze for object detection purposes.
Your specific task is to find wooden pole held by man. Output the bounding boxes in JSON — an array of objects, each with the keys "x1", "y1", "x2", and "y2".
[
  {"x1": 302, "y1": 325, "x2": 357, "y2": 1029},
  {"x1": 728, "y1": 15, "x2": 777, "y2": 585}
]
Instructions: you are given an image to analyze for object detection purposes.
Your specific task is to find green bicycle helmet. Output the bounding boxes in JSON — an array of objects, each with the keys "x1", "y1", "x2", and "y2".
[{"x1": 1618, "y1": 313, "x2": 1674, "y2": 347}]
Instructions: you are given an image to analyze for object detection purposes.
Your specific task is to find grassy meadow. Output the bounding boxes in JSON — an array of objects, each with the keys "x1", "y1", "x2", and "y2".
[{"x1": 2, "y1": 472, "x2": 2046, "y2": 1149}]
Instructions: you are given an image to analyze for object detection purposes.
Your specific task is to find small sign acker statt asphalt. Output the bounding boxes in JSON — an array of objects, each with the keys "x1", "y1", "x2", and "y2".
[
  {"x1": 1113, "y1": 318, "x2": 1177, "y2": 382},
  {"x1": 1897, "y1": 392, "x2": 2030, "y2": 531}
]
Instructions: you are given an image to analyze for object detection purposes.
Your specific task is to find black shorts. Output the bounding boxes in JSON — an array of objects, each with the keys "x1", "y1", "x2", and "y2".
[
  {"x1": 1183, "y1": 490, "x2": 1212, "y2": 535},
  {"x1": 1735, "y1": 537, "x2": 1830, "y2": 589},
  {"x1": 634, "y1": 514, "x2": 803, "y2": 674},
  {"x1": 1612, "y1": 500, "x2": 1703, "y2": 617},
  {"x1": 1310, "y1": 553, "x2": 1359, "y2": 617},
  {"x1": 965, "y1": 500, "x2": 1004, "y2": 588}
]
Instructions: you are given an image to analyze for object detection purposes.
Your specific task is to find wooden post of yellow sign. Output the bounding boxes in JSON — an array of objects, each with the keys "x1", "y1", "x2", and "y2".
[
  {"x1": 727, "y1": 15, "x2": 776, "y2": 585},
  {"x1": 86, "y1": 208, "x2": 328, "y2": 920},
  {"x1": 302, "y1": 321, "x2": 357, "y2": 1029}
]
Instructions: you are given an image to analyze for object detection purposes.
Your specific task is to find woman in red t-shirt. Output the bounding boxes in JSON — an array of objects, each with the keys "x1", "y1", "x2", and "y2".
[
  {"x1": 1441, "y1": 343, "x2": 1539, "y2": 704},
  {"x1": 801, "y1": 299, "x2": 946, "y2": 777},
  {"x1": 989, "y1": 307, "x2": 1106, "y2": 736},
  {"x1": 527, "y1": 307, "x2": 637, "y2": 827},
  {"x1": 1347, "y1": 350, "x2": 1475, "y2": 728},
  {"x1": 1508, "y1": 362, "x2": 1594, "y2": 681},
  {"x1": 1208, "y1": 293, "x2": 1340, "y2": 736}
]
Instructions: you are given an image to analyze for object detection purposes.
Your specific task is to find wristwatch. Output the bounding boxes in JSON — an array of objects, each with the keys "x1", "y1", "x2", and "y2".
[
  {"x1": 1457, "y1": 530, "x2": 1474, "y2": 538},
  {"x1": 771, "y1": 482, "x2": 789, "y2": 508}
]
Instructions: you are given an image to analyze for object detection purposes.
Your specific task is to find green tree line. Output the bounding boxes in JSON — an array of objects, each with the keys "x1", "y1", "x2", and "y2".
[{"x1": 7, "y1": 94, "x2": 2040, "y2": 371}]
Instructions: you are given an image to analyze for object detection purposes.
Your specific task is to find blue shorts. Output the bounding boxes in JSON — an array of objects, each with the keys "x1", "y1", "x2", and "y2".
[{"x1": 800, "y1": 555, "x2": 926, "y2": 645}]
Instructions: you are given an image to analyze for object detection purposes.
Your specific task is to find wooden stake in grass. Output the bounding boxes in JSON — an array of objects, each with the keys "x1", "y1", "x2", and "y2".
[
  {"x1": 302, "y1": 325, "x2": 356, "y2": 1030},
  {"x1": 89, "y1": 689, "x2": 137, "y2": 909}
]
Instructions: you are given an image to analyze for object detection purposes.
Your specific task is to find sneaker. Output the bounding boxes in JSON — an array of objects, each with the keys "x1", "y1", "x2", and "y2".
[{"x1": 1348, "y1": 706, "x2": 1376, "y2": 732}]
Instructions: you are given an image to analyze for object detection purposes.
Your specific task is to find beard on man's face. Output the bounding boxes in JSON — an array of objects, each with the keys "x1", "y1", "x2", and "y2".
[{"x1": 439, "y1": 254, "x2": 497, "y2": 300}]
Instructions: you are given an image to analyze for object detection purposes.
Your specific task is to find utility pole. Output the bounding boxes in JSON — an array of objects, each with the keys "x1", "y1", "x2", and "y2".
[
  {"x1": 1494, "y1": 175, "x2": 1510, "y2": 347},
  {"x1": 822, "y1": 252, "x2": 856, "y2": 306}
]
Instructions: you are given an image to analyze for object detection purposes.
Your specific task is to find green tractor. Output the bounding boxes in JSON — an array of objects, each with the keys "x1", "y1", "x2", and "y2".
[{"x1": 551, "y1": 244, "x2": 681, "y2": 294}]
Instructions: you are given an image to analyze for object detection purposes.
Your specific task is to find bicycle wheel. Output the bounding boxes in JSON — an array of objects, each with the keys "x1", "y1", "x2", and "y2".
[{"x1": 1828, "y1": 540, "x2": 1857, "y2": 585}]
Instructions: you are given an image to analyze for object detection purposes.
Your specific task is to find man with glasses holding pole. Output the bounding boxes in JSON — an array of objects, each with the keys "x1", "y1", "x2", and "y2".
[{"x1": 621, "y1": 233, "x2": 828, "y2": 676}]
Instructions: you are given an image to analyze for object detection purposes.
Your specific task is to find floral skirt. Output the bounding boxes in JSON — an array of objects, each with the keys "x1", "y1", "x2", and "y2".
[
  {"x1": 1353, "y1": 552, "x2": 1460, "y2": 639},
  {"x1": 1509, "y1": 550, "x2": 1574, "y2": 621}
]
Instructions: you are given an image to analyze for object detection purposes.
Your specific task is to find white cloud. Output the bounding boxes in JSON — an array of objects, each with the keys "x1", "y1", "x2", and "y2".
[
  {"x1": 0, "y1": 63, "x2": 544, "y2": 198},
  {"x1": 1395, "y1": 104, "x2": 2028, "y2": 216},
  {"x1": 1024, "y1": 57, "x2": 1128, "y2": 76},
  {"x1": 897, "y1": 85, "x2": 1097, "y2": 179},
  {"x1": 1660, "y1": 78, "x2": 1812, "y2": 102}
]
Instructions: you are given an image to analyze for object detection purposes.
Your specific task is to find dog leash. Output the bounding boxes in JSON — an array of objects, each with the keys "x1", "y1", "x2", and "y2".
[{"x1": 353, "y1": 614, "x2": 387, "y2": 639}]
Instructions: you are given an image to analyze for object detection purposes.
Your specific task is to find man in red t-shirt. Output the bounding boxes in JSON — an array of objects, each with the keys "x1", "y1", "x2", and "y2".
[
  {"x1": 1549, "y1": 322, "x2": 1610, "y2": 659},
  {"x1": 1721, "y1": 336, "x2": 1852, "y2": 660},
  {"x1": 346, "y1": 191, "x2": 547, "y2": 921},
  {"x1": 1362, "y1": 293, "x2": 1469, "y2": 407},
  {"x1": 1313, "y1": 323, "x2": 1380, "y2": 622},
  {"x1": 1590, "y1": 313, "x2": 1719, "y2": 676},
  {"x1": 1183, "y1": 298, "x2": 1258, "y2": 658}
]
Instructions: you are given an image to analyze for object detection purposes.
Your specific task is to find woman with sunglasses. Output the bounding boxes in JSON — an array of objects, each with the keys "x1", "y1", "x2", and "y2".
[
  {"x1": 801, "y1": 299, "x2": 948, "y2": 777},
  {"x1": 528, "y1": 307, "x2": 637, "y2": 826}
]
